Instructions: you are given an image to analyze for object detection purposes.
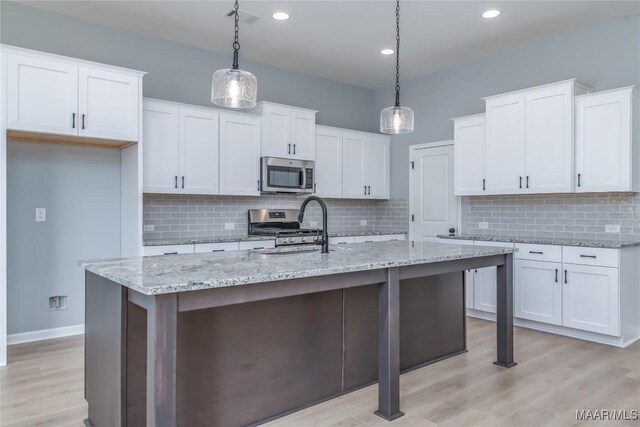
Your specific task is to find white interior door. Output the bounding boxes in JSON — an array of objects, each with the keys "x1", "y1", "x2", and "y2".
[{"x1": 410, "y1": 143, "x2": 458, "y2": 242}]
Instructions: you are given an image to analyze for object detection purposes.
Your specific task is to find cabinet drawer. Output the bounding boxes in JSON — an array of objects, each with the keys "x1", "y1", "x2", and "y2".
[
  {"x1": 515, "y1": 243, "x2": 561, "y2": 262},
  {"x1": 238, "y1": 240, "x2": 275, "y2": 250},
  {"x1": 563, "y1": 246, "x2": 619, "y2": 268},
  {"x1": 378, "y1": 234, "x2": 406, "y2": 242},
  {"x1": 329, "y1": 236, "x2": 355, "y2": 245},
  {"x1": 194, "y1": 242, "x2": 239, "y2": 253},
  {"x1": 142, "y1": 244, "x2": 194, "y2": 256},
  {"x1": 354, "y1": 235, "x2": 382, "y2": 243}
]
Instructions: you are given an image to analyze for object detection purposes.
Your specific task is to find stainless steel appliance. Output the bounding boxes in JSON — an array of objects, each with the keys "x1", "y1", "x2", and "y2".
[
  {"x1": 248, "y1": 208, "x2": 322, "y2": 247},
  {"x1": 260, "y1": 157, "x2": 315, "y2": 194}
]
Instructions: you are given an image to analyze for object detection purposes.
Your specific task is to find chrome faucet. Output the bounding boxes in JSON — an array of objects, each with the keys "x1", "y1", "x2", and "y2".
[{"x1": 298, "y1": 195, "x2": 329, "y2": 254}]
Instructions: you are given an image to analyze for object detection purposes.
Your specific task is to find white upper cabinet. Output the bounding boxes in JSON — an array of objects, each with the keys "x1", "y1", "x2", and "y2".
[
  {"x1": 485, "y1": 93, "x2": 525, "y2": 194},
  {"x1": 342, "y1": 131, "x2": 367, "y2": 198},
  {"x1": 315, "y1": 126, "x2": 343, "y2": 198},
  {"x1": 575, "y1": 86, "x2": 637, "y2": 192},
  {"x1": 143, "y1": 100, "x2": 181, "y2": 193},
  {"x1": 219, "y1": 113, "x2": 261, "y2": 196},
  {"x1": 453, "y1": 114, "x2": 485, "y2": 196},
  {"x1": 524, "y1": 84, "x2": 574, "y2": 193},
  {"x1": 7, "y1": 54, "x2": 79, "y2": 136},
  {"x1": 180, "y1": 107, "x2": 220, "y2": 195},
  {"x1": 365, "y1": 134, "x2": 390, "y2": 199},
  {"x1": 78, "y1": 67, "x2": 140, "y2": 141},
  {"x1": 252, "y1": 102, "x2": 316, "y2": 160},
  {"x1": 5, "y1": 47, "x2": 144, "y2": 141}
]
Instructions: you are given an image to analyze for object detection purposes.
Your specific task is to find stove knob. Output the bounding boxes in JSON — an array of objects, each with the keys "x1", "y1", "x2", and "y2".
[
  {"x1": 301, "y1": 237, "x2": 307, "y2": 243},
  {"x1": 282, "y1": 238, "x2": 290, "y2": 244}
]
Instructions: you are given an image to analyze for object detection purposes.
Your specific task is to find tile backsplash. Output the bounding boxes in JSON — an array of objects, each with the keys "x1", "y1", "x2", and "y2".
[
  {"x1": 463, "y1": 193, "x2": 640, "y2": 241},
  {"x1": 143, "y1": 194, "x2": 409, "y2": 242}
]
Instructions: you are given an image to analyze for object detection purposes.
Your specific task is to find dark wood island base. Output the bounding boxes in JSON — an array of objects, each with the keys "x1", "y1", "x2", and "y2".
[{"x1": 84, "y1": 253, "x2": 515, "y2": 426}]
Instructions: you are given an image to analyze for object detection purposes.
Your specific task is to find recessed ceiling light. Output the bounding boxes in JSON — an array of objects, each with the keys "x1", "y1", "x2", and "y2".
[
  {"x1": 482, "y1": 9, "x2": 501, "y2": 19},
  {"x1": 381, "y1": 49, "x2": 395, "y2": 55},
  {"x1": 272, "y1": 12, "x2": 290, "y2": 21}
]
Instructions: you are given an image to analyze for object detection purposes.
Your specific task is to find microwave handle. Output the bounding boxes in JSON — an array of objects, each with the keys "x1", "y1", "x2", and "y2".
[{"x1": 300, "y1": 170, "x2": 305, "y2": 188}]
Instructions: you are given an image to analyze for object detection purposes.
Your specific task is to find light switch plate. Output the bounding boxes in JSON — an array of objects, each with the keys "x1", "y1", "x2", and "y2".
[
  {"x1": 35, "y1": 208, "x2": 46, "y2": 222},
  {"x1": 479, "y1": 222, "x2": 489, "y2": 229},
  {"x1": 224, "y1": 223, "x2": 235, "y2": 230},
  {"x1": 360, "y1": 220, "x2": 367, "y2": 226},
  {"x1": 144, "y1": 225, "x2": 155, "y2": 232},
  {"x1": 605, "y1": 224, "x2": 620, "y2": 233}
]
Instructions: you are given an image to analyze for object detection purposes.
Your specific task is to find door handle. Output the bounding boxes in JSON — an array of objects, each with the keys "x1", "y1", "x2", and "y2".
[
  {"x1": 174, "y1": 176, "x2": 178, "y2": 189},
  {"x1": 181, "y1": 176, "x2": 185, "y2": 189},
  {"x1": 555, "y1": 269, "x2": 558, "y2": 283},
  {"x1": 72, "y1": 113, "x2": 76, "y2": 129},
  {"x1": 82, "y1": 114, "x2": 85, "y2": 130}
]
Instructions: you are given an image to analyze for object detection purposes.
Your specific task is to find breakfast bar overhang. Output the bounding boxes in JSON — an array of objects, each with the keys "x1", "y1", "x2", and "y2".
[{"x1": 82, "y1": 241, "x2": 516, "y2": 427}]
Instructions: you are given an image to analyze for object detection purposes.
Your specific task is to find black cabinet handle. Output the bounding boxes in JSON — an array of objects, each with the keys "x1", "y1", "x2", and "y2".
[
  {"x1": 211, "y1": 249, "x2": 225, "y2": 252},
  {"x1": 367, "y1": 185, "x2": 371, "y2": 195},
  {"x1": 580, "y1": 254, "x2": 597, "y2": 259},
  {"x1": 482, "y1": 179, "x2": 486, "y2": 191},
  {"x1": 174, "y1": 176, "x2": 178, "y2": 189},
  {"x1": 519, "y1": 177, "x2": 522, "y2": 189},
  {"x1": 529, "y1": 251, "x2": 544, "y2": 255},
  {"x1": 293, "y1": 144, "x2": 296, "y2": 155},
  {"x1": 288, "y1": 143, "x2": 291, "y2": 154},
  {"x1": 181, "y1": 176, "x2": 185, "y2": 189},
  {"x1": 257, "y1": 180, "x2": 261, "y2": 191},
  {"x1": 163, "y1": 252, "x2": 178, "y2": 255},
  {"x1": 564, "y1": 270, "x2": 568, "y2": 284},
  {"x1": 364, "y1": 185, "x2": 367, "y2": 195},
  {"x1": 81, "y1": 114, "x2": 85, "y2": 130},
  {"x1": 72, "y1": 113, "x2": 76, "y2": 128},
  {"x1": 555, "y1": 269, "x2": 558, "y2": 283},
  {"x1": 578, "y1": 173, "x2": 582, "y2": 187},
  {"x1": 526, "y1": 176, "x2": 530, "y2": 189}
]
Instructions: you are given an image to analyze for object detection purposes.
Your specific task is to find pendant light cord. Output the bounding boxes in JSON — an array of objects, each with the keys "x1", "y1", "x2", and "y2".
[
  {"x1": 232, "y1": 0, "x2": 240, "y2": 69},
  {"x1": 394, "y1": 0, "x2": 401, "y2": 107}
]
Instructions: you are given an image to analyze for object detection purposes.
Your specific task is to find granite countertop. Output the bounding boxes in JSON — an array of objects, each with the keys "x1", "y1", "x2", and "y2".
[
  {"x1": 143, "y1": 231, "x2": 407, "y2": 246},
  {"x1": 437, "y1": 234, "x2": 640, "y2": 249},
  {"x1": 83, "y1": 241, "x2": 514, "y2": 295}
]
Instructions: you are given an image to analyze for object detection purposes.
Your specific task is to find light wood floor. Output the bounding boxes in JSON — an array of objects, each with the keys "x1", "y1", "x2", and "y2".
[{"x1": 1, "y1": 318, "x2": 638, "y2": 426}]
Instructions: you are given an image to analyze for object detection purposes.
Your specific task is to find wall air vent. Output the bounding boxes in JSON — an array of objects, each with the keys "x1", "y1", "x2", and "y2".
[{"x1": 224, "y1": 9, "x2": 260, "y2": 24}]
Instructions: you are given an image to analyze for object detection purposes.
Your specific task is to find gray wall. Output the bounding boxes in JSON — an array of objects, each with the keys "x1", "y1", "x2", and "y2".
[
  {"x1": 376, "y1": 15, "x2": 640, "y2": 198},
  {"x1": 7, "y1": 141, "x2": 121, "y2": 335},
  {"x1": 0, "y1": 1, "x2": 377, "y2": 132}
]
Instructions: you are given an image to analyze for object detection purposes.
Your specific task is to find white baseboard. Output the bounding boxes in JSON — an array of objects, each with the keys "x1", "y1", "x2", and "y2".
[{"x1": 7, "y1": 324, "x2": 84, "y2": 345}]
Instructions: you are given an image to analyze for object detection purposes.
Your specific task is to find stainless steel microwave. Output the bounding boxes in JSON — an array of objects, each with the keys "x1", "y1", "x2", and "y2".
[{"x1": 260, "y1": 157, "x2": 315, "y2": 194}]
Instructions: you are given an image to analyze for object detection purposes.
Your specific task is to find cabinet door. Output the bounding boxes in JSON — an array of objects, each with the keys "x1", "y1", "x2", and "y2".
[
  {"x1": 219, "y1": 114, "x2": 261, "y2": 196},
  {"x1": 474, "y1": 267, "x2": 497, "y2": 313},
  {"x1": 315, "y1": 127, "x2": 343, "y2": 198},
  {"x1": 342, "y1": 131, "x2": 367, "y2": 199},
  {"x1": 7, "y1": 54, "x2": 78, "y2": 135},
  {"x1": 515, "y1": 260, "x2": 562, "y2": 325},
  {"x1": 575, "y1": 89, "x2": 633, "y2": 192},
  {"x1": 485, "y1": 95, "x2": 525, "y2": 194},
  {"x1": 524, "y1": 85, "x2": 573, "y2": 193},
  {"x1": 143, "y1": 101, "x2": 180, "y2": 193},
  {"x1": 180, "y1": 107, "x2": 219, "y2": 195},
  {"x1": 78, "y1": 67, "x2": 139, "y2": 141},
  {"x1": 453, "y1": 115, "x2": 485, "y2": 196},
  {"x1": 261, "y1": 104, "x2": 290, "y2": 157},
  {"x1": 290, "y1": 110, "x2": 316, "y2": 160},
  {"x1": 364, "y1": 135, "x2": 390, "y2": 199},
  {"x1": 563, "y1": 265, "x2": 619, "y2": 336}
]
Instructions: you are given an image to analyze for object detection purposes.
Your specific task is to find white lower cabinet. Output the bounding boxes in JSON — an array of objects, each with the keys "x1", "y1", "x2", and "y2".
[
  {"x1": 562, "y1": 264, "x2": 619, "y2": 336},
  {"x1": 238, "y1": 240, "x2": 275, "y2": 250},
  {"x1": 142, "y1": 244, "x2": 195, "y2": 256},
  {"x1": 194, "y1": 242, "x2": 239, "y2": 253},
  {"x1": 473, "y1": 268, "x2": 497, "y2": 314},
  {"x1": 515, "y1": 260, "x2": 562, "y2": 325}
]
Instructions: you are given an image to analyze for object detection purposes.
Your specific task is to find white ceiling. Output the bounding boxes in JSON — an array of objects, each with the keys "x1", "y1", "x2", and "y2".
[{"x1": 19, "y1": 0, "x2": 640, "y2": 89}]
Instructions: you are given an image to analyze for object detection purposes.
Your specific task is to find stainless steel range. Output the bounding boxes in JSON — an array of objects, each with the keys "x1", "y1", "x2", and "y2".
[{"x1": 248, "y1": 208, "x2": 322, "y2": 247}]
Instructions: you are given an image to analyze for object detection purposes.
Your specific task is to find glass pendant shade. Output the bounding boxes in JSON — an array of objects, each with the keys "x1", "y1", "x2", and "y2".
[
  {"x1": 380, "y1": 105, "x2": 414, "y2": 134},
  {"x1": 211, "y1": 68, "x2": 257, "y2": 109}
]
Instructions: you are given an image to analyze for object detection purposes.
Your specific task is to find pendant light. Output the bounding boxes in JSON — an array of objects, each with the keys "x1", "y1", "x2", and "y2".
[
  {"x1": 380, "y1": 0, "x2": 414, "y2": 134},
  {"x1": 212, "y1": 0, "x2": 257, "y2": 109}
]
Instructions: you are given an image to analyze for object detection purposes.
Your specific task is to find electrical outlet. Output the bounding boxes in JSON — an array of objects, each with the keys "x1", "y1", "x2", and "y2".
[
  {"x1": 49, "y1": 296, "x2": 68, "y2": 311},
  {"x1": 360, "y1": 220, "x2": 367, "y2": 226},
  {"x1": 310, "y1": 221, "x2": 318, "y2": 227},
  {"x1": 224, "y1": 222, "x2": 235, "y2": 230},
  {"x1": 605, "y1": 224, "x2": 620, "y2": 233},
  {"x1": 35, "y1": 208, "x2": 46, "y2": 222},
  {"x1": 479, "y1": 222, "x2": 489, "y2": 229},
  {"x1": 144, "y1": 225, "x2": 155, "y2": 232}
]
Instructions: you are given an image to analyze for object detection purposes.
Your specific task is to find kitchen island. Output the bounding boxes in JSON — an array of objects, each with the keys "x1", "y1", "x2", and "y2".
[{"x1": 82, "y1": 241, "x2": 516, "y2": 427}]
